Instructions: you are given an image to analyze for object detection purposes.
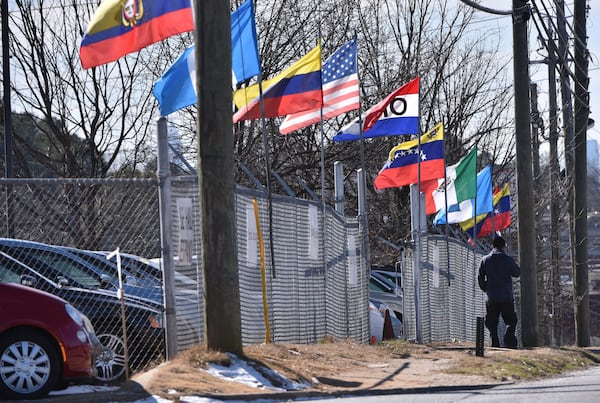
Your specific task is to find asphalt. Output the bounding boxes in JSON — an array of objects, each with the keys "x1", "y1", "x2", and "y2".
[{"x1": 12, "y1": 378, "x2": 506, "y2": 403}]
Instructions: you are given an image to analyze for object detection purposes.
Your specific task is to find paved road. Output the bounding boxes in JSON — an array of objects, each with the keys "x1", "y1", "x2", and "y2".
[{"x1": 272, "y1": 366, "x2": 600, "y2": 403}]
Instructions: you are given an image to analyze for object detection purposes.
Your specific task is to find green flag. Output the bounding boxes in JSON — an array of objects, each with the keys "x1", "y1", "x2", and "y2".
[{"x1": 432, "y1": 147, "x2": 477, "y2": 209}]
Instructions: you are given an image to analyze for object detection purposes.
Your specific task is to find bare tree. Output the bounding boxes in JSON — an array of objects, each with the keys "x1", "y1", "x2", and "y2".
[
  {"x1": 6, "y1": 0, "x2": 175, "y2": 178},
  {"x1": 4, "y1": 0, "x2": 517, "y2": 262}
]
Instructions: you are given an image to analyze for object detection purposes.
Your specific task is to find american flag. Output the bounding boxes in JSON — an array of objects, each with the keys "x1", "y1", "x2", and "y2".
[{"x1": 279, "y1": 39, "x2": 360, "y2": 134}]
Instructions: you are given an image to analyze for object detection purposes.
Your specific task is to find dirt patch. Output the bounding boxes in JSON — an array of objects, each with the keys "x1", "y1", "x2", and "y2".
[{"x1": 131, "y1": 339, "x2": 600, "y2": 401}]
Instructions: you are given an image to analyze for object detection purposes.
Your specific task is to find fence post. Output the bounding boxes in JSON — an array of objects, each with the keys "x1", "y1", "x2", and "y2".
[
  {"x1": 476, "y1": 316, "x2": 485, "y2": 357},
  {"x1": 157, "y1": 117, "x2": 178, "y2": 358}
]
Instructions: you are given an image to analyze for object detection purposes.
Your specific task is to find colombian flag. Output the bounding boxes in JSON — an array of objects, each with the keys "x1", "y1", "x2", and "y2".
[
  {"x1": 80, "y1": 0, "x2": 194, "y2": 69},
  {"x1": 232, "y1": 43, "x2": 322, "y2": 122}
]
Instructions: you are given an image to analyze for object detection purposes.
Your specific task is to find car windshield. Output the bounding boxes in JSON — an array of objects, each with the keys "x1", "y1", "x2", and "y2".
[
  {"x1": 373, "y1": 271, "x2": 401, "y2": 288},
  {"x1": 1, "y1": 247, "x2": 102, "y2": 289}
]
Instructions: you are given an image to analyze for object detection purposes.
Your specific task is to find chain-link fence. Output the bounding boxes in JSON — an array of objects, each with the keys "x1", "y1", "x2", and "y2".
[{"x1": 0, "y1": 178, "x2": 163, "y2": 382}]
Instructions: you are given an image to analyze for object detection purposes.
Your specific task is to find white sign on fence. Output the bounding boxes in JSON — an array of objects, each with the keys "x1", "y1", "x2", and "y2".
[
  {"x1": 246, "y1": 204, "x2": 258, "y2": 266},
  {"x1": 308, "y1": 205, "x2": 320, "y2": 260},
  {"x1": 176, "y1": 198, "x2": 194, "y2": 266},
  {"x1": 347, "y1": 235, "x2": 357, "y2": 285},
  {"x1": 433, "y1": 245, "x2": 440, "y2": 288}
]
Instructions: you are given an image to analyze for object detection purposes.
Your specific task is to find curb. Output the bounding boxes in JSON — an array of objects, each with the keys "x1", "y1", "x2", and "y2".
[{"x1": 157, "y1": 382, "x2": 508, "y2": 401}]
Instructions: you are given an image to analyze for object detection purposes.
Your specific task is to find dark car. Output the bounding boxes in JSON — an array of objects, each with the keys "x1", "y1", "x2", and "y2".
[
  {"x1": 0, "y1": 238, "x2": 162, "y2": 304},
  {"x1": 63, "y1": 246, "x2": 163, "y2": 298},
  {"x1": 0, "y1": 251, "x2": 164, "y2": 383},
  {"x1": 0, "y1": 282, "x2": 98, "y2": 399}
]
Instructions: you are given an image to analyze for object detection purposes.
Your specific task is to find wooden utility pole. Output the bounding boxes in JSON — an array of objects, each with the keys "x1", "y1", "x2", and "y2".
[
  {"x1": 530, "y1": 82, "x2": 547, "y2": 343},
  {"x1": 546, "y1": 27, "x2": 562, "y2": 345},
  {"x1": 512, "y1": 0, "x2": 539, "y2": 347},
  {"x1": 572, "y1": 0, "x2": 590, "y2": 347},
  {"x1": 196, "y1": 0, "x2": 243, "y2": 354}
]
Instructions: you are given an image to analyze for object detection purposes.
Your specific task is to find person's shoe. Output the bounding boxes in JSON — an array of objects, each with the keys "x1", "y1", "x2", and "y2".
[{"x1": 504, "y1": 333, "x2": 518, "y2": 348}]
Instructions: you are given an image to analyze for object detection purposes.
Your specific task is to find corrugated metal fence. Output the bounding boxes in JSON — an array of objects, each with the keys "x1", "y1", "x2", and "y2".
[
  {"x1": 168, "y1": 177, "x2": 370, "y2": 349},
  {"x1": 400, "y1": 235, "x2": 488, "y2": 343}
]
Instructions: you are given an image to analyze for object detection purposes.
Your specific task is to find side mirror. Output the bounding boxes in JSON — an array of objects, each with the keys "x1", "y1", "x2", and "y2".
[
  {"x1": 20, "y1": 274, "x2": 37, "y2": 287},
  {"x1": 99, "y1": 274, "x2": 113, "y2": 288}
]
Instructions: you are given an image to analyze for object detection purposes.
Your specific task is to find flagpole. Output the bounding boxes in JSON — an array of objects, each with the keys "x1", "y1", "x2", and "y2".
[
  {"x1": 414, "y1": 80, "x2": 422, "y2": 344},
  {"x1": 441, "y1": 123, "x2": 451, "y2": 287},
  {"x1": 257, "y1": 74, "x2": 277, "y2": 280},
  {"x1": 315, "y1": 29, "x2": 328, "y2": 282},
  {"x1": 355, "y1": 33, "x2": 369, "y2": 267},
  {"x1": 354, "y1": 37, "x2": 373, "y2": 341}
]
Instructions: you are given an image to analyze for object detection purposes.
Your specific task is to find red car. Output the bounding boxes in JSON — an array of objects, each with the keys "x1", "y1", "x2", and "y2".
[{"x1": 0, "y1": 282, "x2": 98, "y2": 399}]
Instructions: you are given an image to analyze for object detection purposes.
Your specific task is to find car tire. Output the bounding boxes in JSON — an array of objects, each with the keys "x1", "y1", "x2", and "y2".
[
  {"x1": 0, "y1": 330, "x2": 61, "y2": 399},
  {"x1": 95, "y1": 333, "x2": 127, "y2": 383}
]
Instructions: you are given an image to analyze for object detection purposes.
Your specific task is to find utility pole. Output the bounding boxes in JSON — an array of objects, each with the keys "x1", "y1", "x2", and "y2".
[
  {"x1": 572, "y1": 0, "x2": 590, "y2": 347},
  {"x1": 546, "y1": 23, "x2": 562, "y2": 345},
  {"x1": 196, "y1": 0, "x2": 243, "y2": 354},
  {"x1": 530, "y1": 82, "x2": 547, "y2": 344},
  {"x1": 1, "y1": 0, "x2": 11, "y2": 179},
  {"x1": 513, "y1": 0, "x2": 539, "y2": 347},
  {"x1": 460, "y1": 0, "x2": 539, "y2": 347}
]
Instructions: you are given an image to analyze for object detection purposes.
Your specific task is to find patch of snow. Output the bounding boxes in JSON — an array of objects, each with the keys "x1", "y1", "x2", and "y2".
[{"x1": 204, "y1": 353, "x2": 309, "y2": 391}]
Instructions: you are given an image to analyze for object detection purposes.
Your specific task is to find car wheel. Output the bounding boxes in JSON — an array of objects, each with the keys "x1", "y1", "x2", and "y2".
[
  {"x1": 0, "y1": 330, "x2": 61, "y2": 399},
  {"x1": 95, "y1": 333, "x2": 127, "y2": 383}
]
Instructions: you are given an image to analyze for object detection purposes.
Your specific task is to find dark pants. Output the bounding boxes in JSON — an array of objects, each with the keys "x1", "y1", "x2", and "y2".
[{"x1": 485, "y1": 300, "x2": 518, "y2": 348}]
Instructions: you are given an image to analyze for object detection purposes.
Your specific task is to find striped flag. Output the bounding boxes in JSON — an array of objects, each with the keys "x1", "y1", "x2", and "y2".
[
  {"x1": 232, "y1": 44, "x2": 322, "y2": 122},
  {"x1": 279, "y1": 39, "x2": 359, "y2": 134},
  {"x1": 373, "y1": 123, "x2": 444, "y2": 190},
  {"x1": 460, "y1": 183, "x2": 511, "y2": 239},
  {"x1": 333, "y1": 77, "x2": 419, "y2": 141},
  {"x1": 80, "y1": 0, "x2": 194, "y2": 69}
]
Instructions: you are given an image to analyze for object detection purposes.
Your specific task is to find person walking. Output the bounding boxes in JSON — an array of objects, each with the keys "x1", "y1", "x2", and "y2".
[{"x1": 478, "y1": 236, "x2": 521, "y2": 348}]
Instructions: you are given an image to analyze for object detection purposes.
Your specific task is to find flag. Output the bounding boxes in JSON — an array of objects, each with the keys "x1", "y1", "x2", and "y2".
[
  {"x1": 279, "y1": 39, "x2": 359, "y2": 134},
  {"x1": 433, "y1": 165, "x2": 494, "y2": 225},
  {"x1": 425, "y1": 147, "x2": 478, "y2": 214},
  {"x1": 420, "y1": 178, "x2": 443, "y2": 215},
  {"x1": 373, "y1": 123, "x2": 444, "y2": 190},
  {"x1": 153, "y1": 0, "x2": 261, "y2": 116},
  {"x1": 231, "y1": 0, "x2": 261, "y2": 84},
  {"x1": 153, "y1": 47, "x2": 196, "y2": 116},
  {"x1": 333, "y1": 77, "x2": 419, "y2": 142},
  {"x1": 80, "y1": 0, "x2": 194, "y2": 69},
  {"x1": 232, "y1": 44, "x2": 322, "y2": 122},
  {"x1": 461, "y1": 183, "x2": 511, "y2": 239}
]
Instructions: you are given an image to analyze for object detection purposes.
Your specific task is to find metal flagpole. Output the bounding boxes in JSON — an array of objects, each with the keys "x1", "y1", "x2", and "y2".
[
  {"x1": 413, "y1": 82, "x2": 422, "y2": 343},
  {"x1": 355, "y1": 34, "x2": 370, "y2": 282},
  {"x1": 256, "y1": 74, "x2": 277, "y2": 280}
]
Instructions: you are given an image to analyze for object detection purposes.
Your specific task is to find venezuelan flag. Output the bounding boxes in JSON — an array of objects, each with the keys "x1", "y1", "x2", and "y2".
[
  {"x1": 373, "y1": 123, "x2": 445, "y2": 190},
  {"x1": 233, "y1": 44, "x2": 322, "y2": 122},
  {"x1": 80, "y1": 0, "x2": 194, "y2": 69}
]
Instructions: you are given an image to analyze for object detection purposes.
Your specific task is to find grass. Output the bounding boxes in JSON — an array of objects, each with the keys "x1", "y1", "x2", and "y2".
[{"x1": 444, "y1": 347, "x2": 600, "y2": 381}]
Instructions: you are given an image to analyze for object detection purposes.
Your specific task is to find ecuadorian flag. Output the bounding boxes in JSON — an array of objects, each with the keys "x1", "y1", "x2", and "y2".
[
  {"x1": 80, "y1": 0, "x2": 194, "y2": 69},
  {"x1": 233, "y1": 43, "x2": 322, "y2": 122}
]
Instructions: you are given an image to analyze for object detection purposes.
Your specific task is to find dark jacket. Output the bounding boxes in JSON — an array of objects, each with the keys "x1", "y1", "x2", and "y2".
[{"x1": 478, "y1": 248, "x2": 521, "y2": 302}]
